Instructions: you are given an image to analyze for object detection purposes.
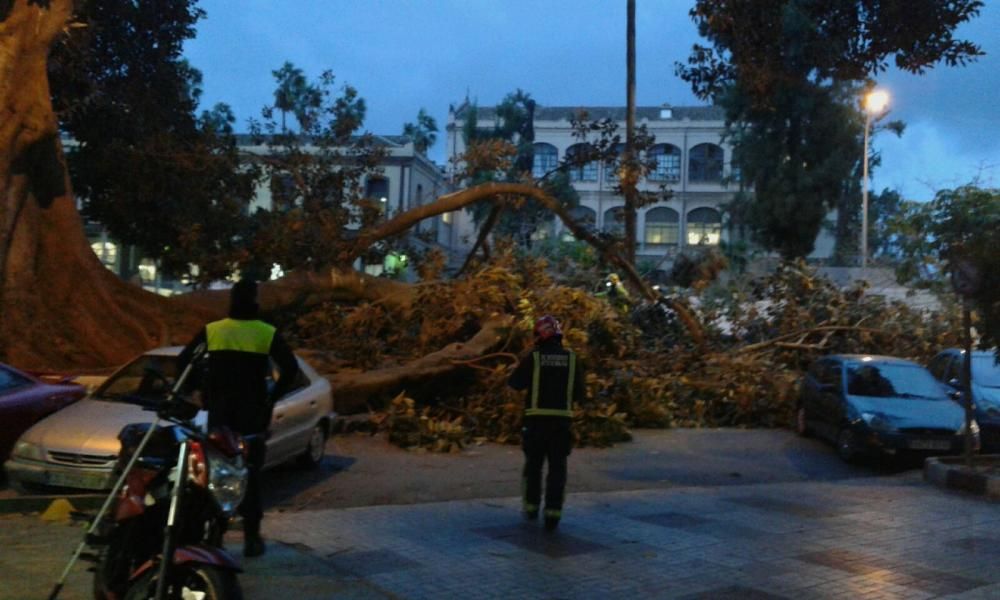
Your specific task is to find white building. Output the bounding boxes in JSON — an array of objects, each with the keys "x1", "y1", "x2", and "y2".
[
  {"x1": 446, "y1": 102, "x2": 738, "y2": 263},
  {"x1": 445, "y1": 101, "x2": 835, "y2": 271}
]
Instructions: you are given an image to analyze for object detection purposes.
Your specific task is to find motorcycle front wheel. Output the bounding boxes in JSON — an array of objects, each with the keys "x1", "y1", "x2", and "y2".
[{"x1": 124, "y1": 564, "x2": 243, "y2": 600}]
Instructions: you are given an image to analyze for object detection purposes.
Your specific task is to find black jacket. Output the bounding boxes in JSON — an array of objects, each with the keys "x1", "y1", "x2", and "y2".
[
  {"x1": 508, "y1": 339, "x2": 585, "y2": 423},
  {"x1": 178, "y1": 318, "x2": 299, "y2": 435}
]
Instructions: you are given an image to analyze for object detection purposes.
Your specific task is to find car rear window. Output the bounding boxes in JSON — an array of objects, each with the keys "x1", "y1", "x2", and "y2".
[{"x1": 845, "y1": 362, "x2": 945, "y2": 400}]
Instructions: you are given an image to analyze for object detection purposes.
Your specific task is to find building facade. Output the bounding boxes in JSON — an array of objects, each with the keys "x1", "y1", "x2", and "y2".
[
  {"x1": 446, "y1": 103, "x2": 741, "y2": 265},
  {"x1": 82, "y1": 134, "x2": 451, "y2": 289}
]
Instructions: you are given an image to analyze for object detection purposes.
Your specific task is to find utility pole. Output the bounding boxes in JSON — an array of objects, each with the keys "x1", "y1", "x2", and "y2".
[{"x1": 623, "y1": 0, "x2": 638, "y2": 265}]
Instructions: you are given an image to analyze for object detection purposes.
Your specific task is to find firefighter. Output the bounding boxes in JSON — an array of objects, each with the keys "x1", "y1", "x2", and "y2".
[
  {"x1": 508, "y1": 315, "x2": 585, "y2": 531},
  {"x1": 178, "y1": 278, "x2": 299, "y2": 557}
]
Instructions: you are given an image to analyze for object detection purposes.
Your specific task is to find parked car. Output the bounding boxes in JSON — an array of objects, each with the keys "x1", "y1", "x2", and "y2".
[
  {"x1": 0, "y1": 363, "x2": 86, "y2": 463},
  {"x1": 797, "y1": 354, "x2": 977, "y2": 462},
  {"x1": 928, "y1": 349, "x2": 1000, "y2": 452},
  {"x1": 4, "y1": 346, "x2": 334, "y2": 490}
]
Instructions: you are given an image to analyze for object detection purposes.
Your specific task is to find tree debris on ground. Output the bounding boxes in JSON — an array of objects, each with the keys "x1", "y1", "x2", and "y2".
[{"x1": 280, "y1": 249, "x2": 963, "y2": 452}]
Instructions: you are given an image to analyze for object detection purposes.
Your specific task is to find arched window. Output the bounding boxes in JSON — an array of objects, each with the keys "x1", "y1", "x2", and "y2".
[
  {"x1": 570, "y1": 205, "x2": 596, "y2": 229},
  {"x1": 532, "y1": 143, "x2": 558, "y2": 178},
  {"x1": 604, "y1": 143, "x2": 625, "y2": 183},
  {"x1": 688, "y1": 143, "x2": 724, "y2": 183},
  {"x1": 566, "y1": 143, "x2": 598, "y2": 182},
  {"x1": 603, "y1": 206, "x2": 624, "y2": 237},
  {"x1": 644, "y1": 207, "x2": 679, "y2": 246},
  {"x1": 562, "y1": 206, "x2": 596, "y2": 240},
  {"x1": 647, "y1": 144, "x2": 681, "y2": 182},
  {"x1": 687, "y1": 207, "x2": 722, "y2": 245}
]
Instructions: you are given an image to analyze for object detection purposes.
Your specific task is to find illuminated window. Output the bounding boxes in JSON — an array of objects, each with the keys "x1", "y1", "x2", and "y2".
[
  {"x1": 648, "y1": 145, "x2": 681, "y2": 182},
  {"x1": 644, "y1": 207, "x2": 679, "y2": 245},
  {"x1": 686, "y1": 207, "x2": 722, "y2": 245},
  {"x1": 138, "y1": 258, "x2": 157, "y2": 283},
  {"x1": 532, "y1": 143, "x2": 558, "y2": 178},
  {"x1": 90, "y1": 241, "x2": 118, "y2": 270}
]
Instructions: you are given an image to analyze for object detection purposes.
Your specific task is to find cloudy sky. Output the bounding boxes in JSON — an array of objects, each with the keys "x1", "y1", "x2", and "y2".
[{"x1": 184, "y1": 0, "x2": 1000, "y2": 201}]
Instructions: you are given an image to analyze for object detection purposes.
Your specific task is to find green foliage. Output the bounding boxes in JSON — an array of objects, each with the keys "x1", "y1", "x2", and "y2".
[
  {"x1": 679, "y1": 0, "x2": 983, "y2": 259},
  {"x1": 888, "y1": 186, "x2": 1000, "y2": 352},
  {"x1": 49, "y1": 0, "x2": 258, "y2": 283},
  {"x1": 678, "y1": 0, "x2": 984, "y2": 104},
  {"x1": 402, "y1": 108, "x2": 438, "y2": 154},
  {"x1": 271, "y1": 61, "x2": 322, "y2": 133},
  {"x1": 247, "y1": 66, "x2": 391, "y2": 273}
]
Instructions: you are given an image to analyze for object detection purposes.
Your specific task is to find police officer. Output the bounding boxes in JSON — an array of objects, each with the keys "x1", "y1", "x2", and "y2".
[
  {"x1": 178, "y1": 279, "x2": 299, "y2": 557},
  {"x1": 508, "y1": 315, "x2": 585, "y2": 531}
]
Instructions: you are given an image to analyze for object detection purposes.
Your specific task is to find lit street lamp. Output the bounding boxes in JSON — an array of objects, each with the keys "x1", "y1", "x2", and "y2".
[{"x1": 861, "y1": 89, "x2": 890, "y2": 270}]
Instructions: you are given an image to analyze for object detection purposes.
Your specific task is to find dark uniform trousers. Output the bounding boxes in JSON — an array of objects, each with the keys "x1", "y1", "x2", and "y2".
[
  {"x1": 241, "y1": 434, "x2": 267, "y2": 537},
  {"x1": 522, "y1": 417, "x2": 572, "y2": 515}
]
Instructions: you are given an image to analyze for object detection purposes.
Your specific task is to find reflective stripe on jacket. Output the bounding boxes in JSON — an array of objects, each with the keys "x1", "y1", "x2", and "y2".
[{"x1": 525, "y1": 350, "x2": 576, "y2": 418}]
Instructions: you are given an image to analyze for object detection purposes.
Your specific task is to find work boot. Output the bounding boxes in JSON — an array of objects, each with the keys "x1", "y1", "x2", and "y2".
[
  {"x1": 244, "y1": 533, "x2": 266, "y2": 558},
  {"x1": 522, "y1": 503, "x2": 539, "y2": 522},
  {"x1": 543, "y1": 509, "x2": 561, "y2": 532}
]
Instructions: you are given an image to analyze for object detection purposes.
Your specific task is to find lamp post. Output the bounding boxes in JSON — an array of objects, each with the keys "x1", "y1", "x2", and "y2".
[{"x1": 861, "y1": 89, "x2": 889, "y2": 270}]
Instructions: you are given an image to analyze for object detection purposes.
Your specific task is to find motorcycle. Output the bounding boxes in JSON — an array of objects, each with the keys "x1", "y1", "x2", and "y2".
[{"x1": 50, "y1": 347, "x2": 248, "y2": 600}]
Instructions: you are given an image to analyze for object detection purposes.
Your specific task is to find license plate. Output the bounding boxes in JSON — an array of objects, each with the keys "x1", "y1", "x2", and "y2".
[
  {"x1": 46, "y1": 470, "x2": 108, "y2": 490},
  {"x1": 909, "y1": 439, "x2": 951, "y2": 451}
]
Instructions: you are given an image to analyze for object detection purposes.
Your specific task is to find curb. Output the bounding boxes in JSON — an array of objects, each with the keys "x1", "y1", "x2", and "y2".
[
  {"x1": 924, "y1": 456, "x2": 1000, "y2": 499},
  {"x1": 0, "y1": 494, "x2": 105, "y2": 515}
]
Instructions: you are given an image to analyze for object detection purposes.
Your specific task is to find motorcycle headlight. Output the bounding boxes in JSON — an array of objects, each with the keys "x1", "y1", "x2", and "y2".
[
  {"x1": 206, "y1": 449, "x2": 248, "y2": 515},
  {"x1": 13, "y1": 440, "x2": 44, "y2": 461},
  {"x1": 860, "y1": 412, "x2": 897, "y2": 433},
  {"x1": 957, "y1": 419, "x2": 980, "y2": 437}
]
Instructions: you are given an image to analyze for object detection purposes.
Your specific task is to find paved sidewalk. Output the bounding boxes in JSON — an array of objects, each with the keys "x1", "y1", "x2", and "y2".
[{"x1": 4, "y1": 472, "x2": 1000, "y2": 599}]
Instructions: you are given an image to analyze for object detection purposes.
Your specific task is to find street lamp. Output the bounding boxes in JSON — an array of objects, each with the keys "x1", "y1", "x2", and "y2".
[{"x1": 861, "y1": 89, "x2": 889, "y2": 270}]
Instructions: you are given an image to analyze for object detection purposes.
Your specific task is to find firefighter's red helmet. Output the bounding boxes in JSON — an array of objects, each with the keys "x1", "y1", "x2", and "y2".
[{"x1": 533, "y1": 315, "x2": 563, "y2": 343}]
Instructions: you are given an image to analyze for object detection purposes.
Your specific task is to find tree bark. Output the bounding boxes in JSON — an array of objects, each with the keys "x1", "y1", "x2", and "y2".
[{"x1": 0, "y1": 1, "x2": 212, "y2": 370}]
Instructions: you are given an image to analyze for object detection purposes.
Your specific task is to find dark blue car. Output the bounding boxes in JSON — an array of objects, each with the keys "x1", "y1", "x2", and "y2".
[
  {"x1": 797, "y1": 355, "x2": 977, "y2": 462},
  {"x1": 928, "y1": 349, "x2": 1000, "y2": 452}
]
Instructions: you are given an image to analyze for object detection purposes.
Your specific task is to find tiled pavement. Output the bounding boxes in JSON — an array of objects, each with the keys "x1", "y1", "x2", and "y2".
[{"x1": 4, "y1": 472, "x2": 1000, "y2": 599}]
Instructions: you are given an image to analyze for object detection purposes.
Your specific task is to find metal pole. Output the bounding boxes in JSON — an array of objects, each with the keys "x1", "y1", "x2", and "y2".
[
  {"x1": 48, "y1": 344, "x2": 204, "y2": 600},
  {"x1": 861, "y1": 111, "x2": 871, "y2": 270},
  {"x1": 962, "y1": 302, "x2": 974, "y2": 468}
]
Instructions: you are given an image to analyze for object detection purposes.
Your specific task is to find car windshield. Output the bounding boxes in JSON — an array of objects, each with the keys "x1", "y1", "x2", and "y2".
[
  {"x1": 846, "y1": 362, "x2": 945, "y2": 400},
  {"x1": 973, "y1": 355, "x2": 1000, "y2": 388},
  {"x1": 95, "y1": 355, "x2": 179, "y2": 405}
]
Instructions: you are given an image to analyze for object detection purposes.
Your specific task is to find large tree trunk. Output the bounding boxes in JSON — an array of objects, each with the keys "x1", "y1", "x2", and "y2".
[
  {"x1": 1, "y1": 0, "x2": 702, "y2": 375},
  {"x1": 0, "y1": 1, "x2": 208, "y2": 370}
]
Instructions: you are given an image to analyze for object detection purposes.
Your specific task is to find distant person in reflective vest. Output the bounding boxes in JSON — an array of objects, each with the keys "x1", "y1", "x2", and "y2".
[
  {"x1": 508, "y1": 315, "x2": 585, "y2": 531},
  {"x1": 178, "y1": 278, "x2": 299, "y2": 558}
]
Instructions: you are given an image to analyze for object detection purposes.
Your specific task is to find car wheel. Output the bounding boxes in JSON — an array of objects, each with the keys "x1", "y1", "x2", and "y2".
[
  {"x1": 796, "y1": 406, "x2": 811, "y2": 437},
  {"x1": 836, "y1": 428, "x2": 860, "y2": 463},
  {"x1": 297, "y1": 421, "x2": 327, "y2": 468}
]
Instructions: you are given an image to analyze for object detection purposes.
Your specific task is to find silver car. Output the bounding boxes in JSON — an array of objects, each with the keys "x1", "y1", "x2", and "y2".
[{"x1": 4, "y1": 346, "x2": 335, "y2": 490}]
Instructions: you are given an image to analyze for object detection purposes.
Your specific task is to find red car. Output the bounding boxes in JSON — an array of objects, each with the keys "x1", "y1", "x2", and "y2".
[{"x1": 0, "y1": 363, "x2": 86, "y2": 462}]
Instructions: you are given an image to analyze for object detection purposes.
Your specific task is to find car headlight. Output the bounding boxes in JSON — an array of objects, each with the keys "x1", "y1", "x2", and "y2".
[
  {"x1": 12, "y1": 441, "x2": 44, "y2": 461},
  {"x1": 860, "y1": 412, "x2": 897, "y2": 433},
  {"x1": 206, "y1": 449, "x2": 248, "y2": 516}
]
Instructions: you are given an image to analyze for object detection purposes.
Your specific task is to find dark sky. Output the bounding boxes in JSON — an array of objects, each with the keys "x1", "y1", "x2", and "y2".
[{"x1": 183, "y1": 0, "x2": 1000, "y2": 201}]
